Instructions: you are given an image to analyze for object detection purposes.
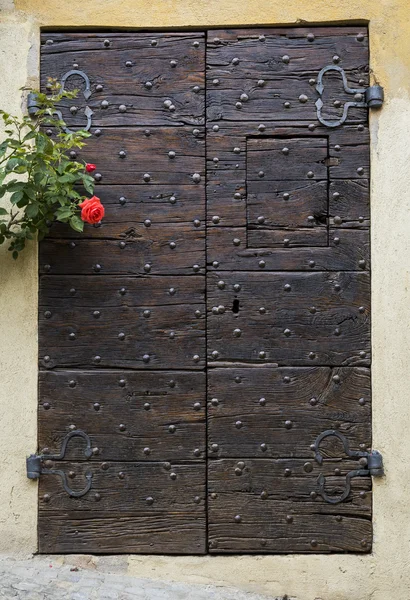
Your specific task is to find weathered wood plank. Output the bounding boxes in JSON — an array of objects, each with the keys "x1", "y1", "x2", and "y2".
[
  {"x1": 40, "y1": 275, "x2": 205, "y2": 307},
  {"x1": 40, "y1": 226, "x2": 205, "y2": 275},
  {"x1": 207, "y1": 227, "x2": 370, "y2": 271},
  {"x1": 208, "y1": 458, "x2": 371, "y2": 553},
  {"x1": 39, "y1": 302, "x2": 205, "y2": 370},
  {"x1": 39, "y1": 371, "x2": 206, "y2": 461},
  {"x1": 48, "y1": 185, "x2": 205, "y2": 240},
  {"x1": 39, "y1": 462, "x2": 206, "y2": 554},
  {"x1": 207, "y1": 366, "x2": 370, "y2": 457},
  {"x1": 43, "y1": 127, "x2": 205, "y2": 186},
  {"x1": 41, "y1": 33, "x2": 205, "y2": 127},
  {"x1": 207, "y1": 271, "x2": 370, "y2": 366}
]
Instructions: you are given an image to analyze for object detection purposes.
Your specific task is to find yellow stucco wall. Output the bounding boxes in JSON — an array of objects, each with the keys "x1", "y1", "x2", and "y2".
[{"x1": 1, "y1": 0, "x2": 410, "y2": 598}]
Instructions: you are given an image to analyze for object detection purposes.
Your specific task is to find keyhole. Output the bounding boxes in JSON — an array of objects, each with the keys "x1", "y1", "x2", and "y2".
[{"x1": 232, "y1": 299, "x2": 240, "y2": 314}]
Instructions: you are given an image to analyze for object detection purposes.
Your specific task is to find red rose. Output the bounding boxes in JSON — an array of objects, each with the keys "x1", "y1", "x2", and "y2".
[
  {"x1": 79, "y1": 196, "x2": 105, "y2": 224},
  {"x1": 85, "y1": 163, "x2": 96, "y2": 173}
]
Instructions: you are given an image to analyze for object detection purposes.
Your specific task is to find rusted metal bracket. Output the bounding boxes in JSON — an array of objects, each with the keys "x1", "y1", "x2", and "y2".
[
  {"x1": 26, "y1": 429, "x2": 93, "y2": 498},
  {"x1": 315, "y1": 65, "x2": 384, "y2": 128},
  {"x1": 312, "y1": 430, "x2": 383, "y2": 504}
]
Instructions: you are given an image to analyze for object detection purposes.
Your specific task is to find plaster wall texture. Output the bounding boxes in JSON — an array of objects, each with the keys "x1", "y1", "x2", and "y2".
[{"x1": 0, "y1": 1, "x2": 409, "y2": 598}]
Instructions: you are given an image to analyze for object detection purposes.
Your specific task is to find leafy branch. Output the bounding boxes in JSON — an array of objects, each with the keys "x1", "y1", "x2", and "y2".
[{"x1": 0, "y1": 80, "x2": 98, "y2": 258}]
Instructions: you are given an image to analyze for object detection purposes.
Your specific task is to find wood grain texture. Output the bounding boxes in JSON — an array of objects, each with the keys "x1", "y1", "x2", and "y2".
[
  {"x1": 207, "y1": 271, "x2": 370, "y2": 366},
  {"x1": 39, "y1": 371, "x2": 206, "y2": 461},
  {"x1": 208, "y1": 458, "x2": 371, "y2": 553},
  {"x1": 207, "y1": 366, "x2": 371, "y2": 457},
  {"x1": 41, "y1": 32, "x2": 205, "y2": 127},
  {"x1": 39, "y1": 462, "x2": 206, "y2": 554}
]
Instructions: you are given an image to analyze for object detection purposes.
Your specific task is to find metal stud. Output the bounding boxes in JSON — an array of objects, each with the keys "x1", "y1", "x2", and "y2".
[
  {"x1": 299, "y1": 94, "x2": 308, "y2": 103},
  {"x1": 307, "y1": 171, "x2": 314, "y2": 178},
  {"x1": 169, "y1": 425, "x2": 176, "y2": 434},
  {"x1": 235, "y1": 102, "x2": 242, "y2": 109},
  {"x1": 93, "y1": 402, "x2": 101, "y2": 411},
  {"x1": 283, "y1": 376, "x2": 290, "y2": 384},
  {"x1": 211, "y1": 398, "x2": 219, "y2": 407},
  {"x1": 119, "y1": 424, "x2": 126, "y2": 432},
  {"x1": 284, "y1": 328, "x2": 291, "y2": 337},
  {"x1": 333, "y1": 374, "x2": 340, "y2": 383},
  {"x1": 284, "y1": 101, "x2": 291, "y2": 108},
  {"x1": 259, "y1": 307, "x2": 266, "y2": 314},
  {"x1": 307, "y1": 33, "x2": 315, "y2": 42},
  {"x1": 259, "y1": 260, "x2": 266, "y2": 268},
  {"x1": 235, "y1": 421, "x2": 243, "y2": 429},
  {"x1": 259, "y1": 397, "x2": 266, "y2": 406},
  {"x1": 258, "y1": 123, "x2": 266, "y2": 132},
  {"x1": 69, "y1": 380, "x2": 76, "y2": 388},
  {"x1": 144, "y1": 81, "x2": 153, "y2": 89},
  {"x1": 310, "y1": 397, "x2": 318, "y2": 406},
  {"x1": 211, "y1": 350, "x2": 219, "y2": 359},
  {"x1": 169, "y1": 241, "x2": 176, "y2": 249},
  {"x1": 170, "y1": 60, "x2": 177, "y2": 68},
  {"x1": 232, "y1": 57, "x2": 240, "y2": 65},
  {"x1": 233, "y1": 329, "x2": 242, "y2": 338},
  {"x1": 283, "y1": 192, "x2": 290, "y2": 201},
  {"x1": 211, "y1": 443, "x2": 219, "y2": 452},
  {"x1": 240, "y1": 93, "x2": 249, "y2": 102},
  {"x1": 234, "y1": 515, "x2": 242, "y2": 523},
  {"x1": 119, "y1": 150, "x2": 126, "y2": 158},
  {"x1": 309, "y1": 352, "x2": 316, "y2": 359},
  {"x1": 143, "y1": 173, "x2": 151, "y2": 182},
  {"x1": 284, "y1": 468, "x2": 292, "y2": 477},
  {"x1": 169, "y1": 195, "x2": 176, "y2": 204},
  {"x1": 212, "y1": 215, "x2": 220, "y2": 224},
  {"x1": 144, "y1": 263, "x2": 151, "y2": 273},
  {"x1": 194, "y1": 310, "x2": 201, "y2": 318},
  {"x1": 103, "y1": 39, "x2": 110, "y2": 47},
  {"x1": 357, "y1": 32, "x2": 365, "y2": 42},
  {"x1": 212, "y1": 125, "x2": 219, "y2": 132},
  {"x1": 94, "y1": 173, "x2": 102, "y2": 182},
  {"x1": 285, "y1": 420, "x2": 293, "y2": 430},
  {"x1": 193, "y1": 264, "x2": 200, "y2": 273},
  {"x1": 282, "y1": 55, "x2": 290, "y2": 64},
  {"x1": 143, "y1": 447, "x2": 151, "y2": 455},
  {"x1": 333, "y1": 55, "x2": 340, "y2": 64},
  {"x1": 359, "y1": 259, "x2": 366, "y2": 269},
  {"x1": 119, "y1": 379, "x2": 126, "y2": 387},
  {"x1": 259, "y1": 351, "x2": 266, "y2": 359},
  {"x1": 234, "y1": 192, "x2": 242, "y2": 200},
  {"x1": 233, "y1": 238, "x2": 241, "y2": 246},
  {"x1": 43, "y1": 402, "x2": 51, "y2": 410},
  {"x1": 357, "y1": 167, "x2": 365, "y2": 175},
  {"x1": 142, "y1": 354, "x2": 150, "y2": 363},
  {"x1": 284, "y1": 283, "x2": 291, "y2": 292},
  {"x1": 217, "y1": 280, "x2": 225, "y2": 290},
  {"x1": 193, "y1": 355, "x2": 200, "y2": 363},
  {"x1": 101, "y1": 100, "x2": 109, "y2": 109},
  {"x1": 192, "y1": 173, "x2": 201, "y2": 183},
  {"x1": 168, "y1": 150, "x2": 176, "y2": 159}
]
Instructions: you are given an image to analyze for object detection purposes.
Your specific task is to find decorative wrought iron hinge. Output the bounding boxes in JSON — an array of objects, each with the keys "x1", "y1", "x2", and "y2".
[
  {"x1": 27, "y1": 70, "x2": 94, "y2": 133},
  {"x1": 26, "y1": 429, "x2": 93, "y2": 498},
  {"x1": 315, "y1": 65, "x2": 384, "y2": 128},
  {"x1": 312, "y1": 430, "x2": 383, "y2": 504},
  {"x1": 27, "y1": 92, "x2": 40, "y2": 117}
]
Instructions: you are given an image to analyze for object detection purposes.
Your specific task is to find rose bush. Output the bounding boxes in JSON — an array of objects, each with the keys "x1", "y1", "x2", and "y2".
[{"x1": 0, "y1": 81, "x2": 104, "y2": 258}]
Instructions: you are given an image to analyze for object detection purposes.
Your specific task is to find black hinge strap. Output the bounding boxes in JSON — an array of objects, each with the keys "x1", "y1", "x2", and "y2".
[
  {"x1": 26, "y1": 429, "x2": 93, "y2": 498},
  {"x1": 315, "y1": 65, "x2": 384, "y2": 128},
  {"x1": 312, "y1": 430, "x2": 383, "y2": 504}
]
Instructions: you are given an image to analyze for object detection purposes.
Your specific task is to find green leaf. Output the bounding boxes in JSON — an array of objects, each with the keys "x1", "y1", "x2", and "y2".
[
  {"x1": 55, "y1": 206, "x2": 73, "y2": 220},
  {"x1": 69, "y1": 214, "x2": 84, "y2": 233},
  {"x1": 0, "y1": 207, "x2": 8, "y2": 216},
  {"x1": 25, "y1": 203, "x2": 39, "y2": 219},
  {"x1": 10, "y1": 190, "x2": 23, "y2": 204},
  {"x1": 7, "y1": 181, "x2": 26, "y2": 193},
  {"x1": 0, "y1": 140, "x2": 9, "y2": 157}
]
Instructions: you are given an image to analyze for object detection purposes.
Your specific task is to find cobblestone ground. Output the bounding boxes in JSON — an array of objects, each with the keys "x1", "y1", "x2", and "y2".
[{"x1": 0, "y1": 555, "x2": 284, "y2": 600}]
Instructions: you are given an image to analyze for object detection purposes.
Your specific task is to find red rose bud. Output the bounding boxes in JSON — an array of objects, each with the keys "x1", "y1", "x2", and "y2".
[
  {"x1": 85, "y1": 163, "x2": 96, "y2": 173},
  {"x1": 79, "y1": 196, "x2": 105, "y2": 225}
]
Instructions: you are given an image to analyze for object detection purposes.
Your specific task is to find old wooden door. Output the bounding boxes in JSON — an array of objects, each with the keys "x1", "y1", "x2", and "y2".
[{"x1": 38, "y1": 27, "x2": 371, "y2": 554}]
